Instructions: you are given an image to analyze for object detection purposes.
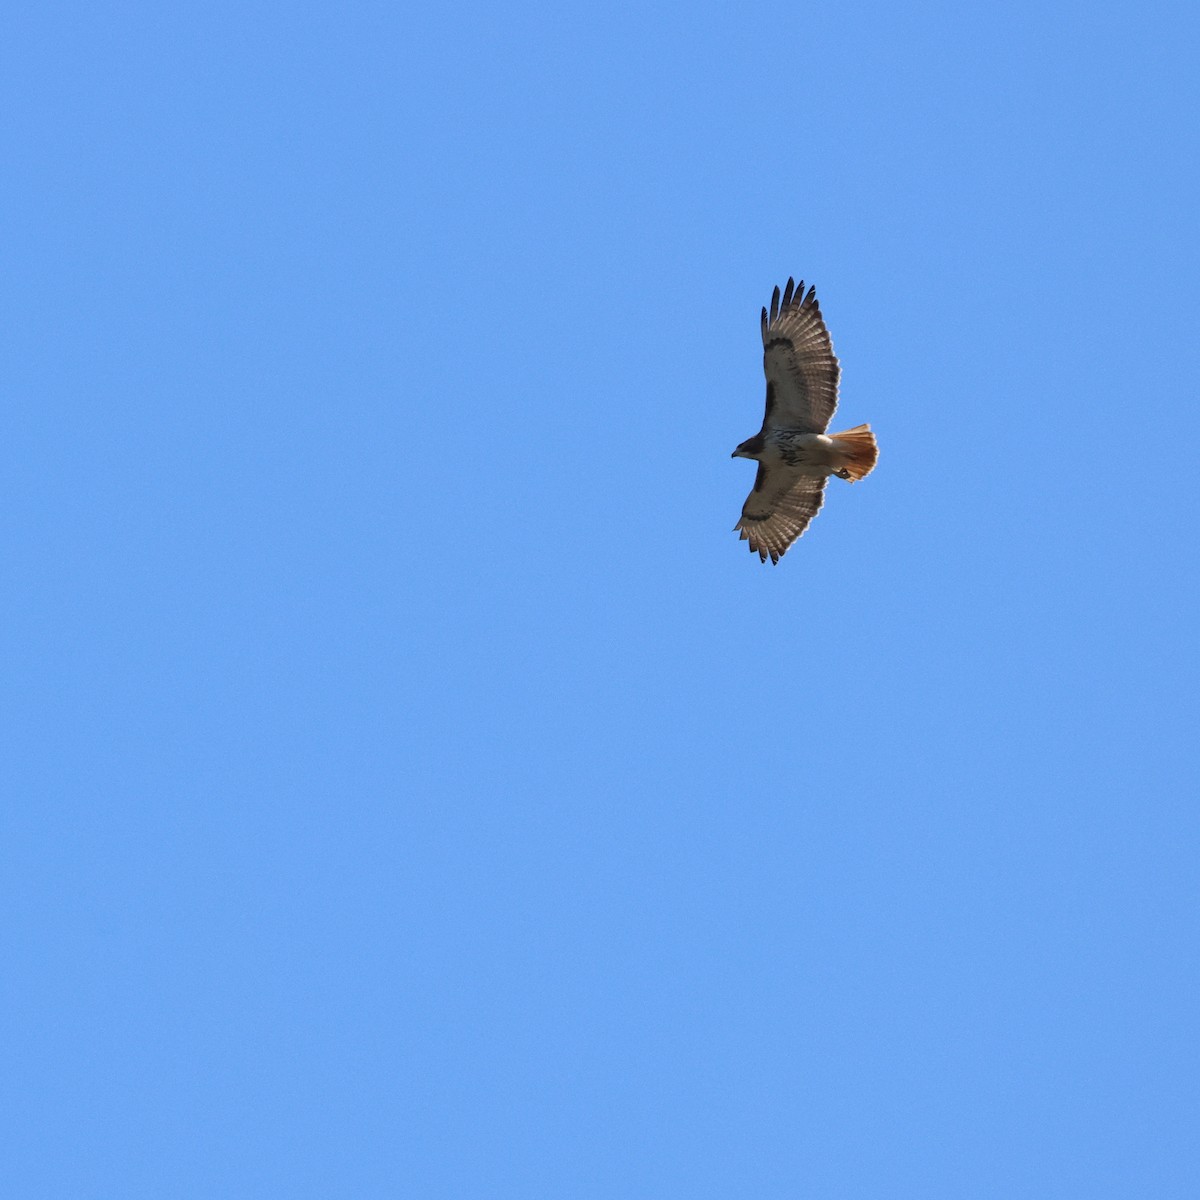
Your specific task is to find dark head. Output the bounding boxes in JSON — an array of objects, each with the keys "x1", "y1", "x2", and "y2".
[{"x1": 731, "y1": 434, "x2": 765, "y2": 460}]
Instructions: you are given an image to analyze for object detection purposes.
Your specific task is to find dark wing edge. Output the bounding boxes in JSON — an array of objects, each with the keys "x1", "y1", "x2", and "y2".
[
  {"x1": 733, "y1": 469, "x2": 828, "y2": 564},
  {"x1": 760, "y1": 277, "x2": 840, "y2": 432}
]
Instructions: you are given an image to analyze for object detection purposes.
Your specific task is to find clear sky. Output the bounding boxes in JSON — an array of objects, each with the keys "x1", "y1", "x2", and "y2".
[{"x1": 4, "y1": 2, "x2": 1198, "y2": 1196}]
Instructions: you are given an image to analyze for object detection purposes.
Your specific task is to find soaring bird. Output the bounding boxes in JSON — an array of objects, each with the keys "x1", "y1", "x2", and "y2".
[{"x1": 732, "y1": 278, "x2": 877, "y2": 563}]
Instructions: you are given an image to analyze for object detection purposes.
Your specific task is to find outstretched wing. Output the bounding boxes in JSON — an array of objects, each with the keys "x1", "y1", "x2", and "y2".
[
  {"x1": 760, "y1": 278, "x2": 840, "y2": 433},
  {"x1": 733, "y1": 465, "x2": 828, "y2": 564}
]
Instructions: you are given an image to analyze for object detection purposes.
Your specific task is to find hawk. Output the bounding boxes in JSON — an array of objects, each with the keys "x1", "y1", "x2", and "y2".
[{"x1": 732, "y1": 278, "x2": 877, "y2": 563}]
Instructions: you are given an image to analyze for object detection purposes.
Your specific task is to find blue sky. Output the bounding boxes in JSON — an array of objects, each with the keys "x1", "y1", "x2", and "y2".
[{"x1": 3, "y1": 1, "x2": 1198, "y2": 1196}]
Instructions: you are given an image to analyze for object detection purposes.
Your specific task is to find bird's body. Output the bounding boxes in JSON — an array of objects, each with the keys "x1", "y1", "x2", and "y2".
[
  {"x1": 761, "y1": 431, "x2": 836, "y2": 470},
  {"x1": 732, "y1": 278, "x2": 877, "y2": 562}
]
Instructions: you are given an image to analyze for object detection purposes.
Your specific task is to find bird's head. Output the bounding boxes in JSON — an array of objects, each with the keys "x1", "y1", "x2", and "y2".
[{"x1": 731, "y1": 436, "x2": 763, "y2": 460}]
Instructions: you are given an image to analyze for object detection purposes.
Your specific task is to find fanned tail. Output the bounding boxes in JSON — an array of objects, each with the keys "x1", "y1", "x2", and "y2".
[{"x1": 830, "y1": 424, "x2": 878, "y2": 482}]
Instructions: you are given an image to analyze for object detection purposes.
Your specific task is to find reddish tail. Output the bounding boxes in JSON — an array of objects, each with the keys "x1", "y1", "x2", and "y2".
[{"x1": 830, "y1": 423, "x2": 878, "y2": 482}]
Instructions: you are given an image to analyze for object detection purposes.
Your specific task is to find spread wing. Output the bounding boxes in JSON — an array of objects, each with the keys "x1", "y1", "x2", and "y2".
[
  {"x1": 760, "y1": 278, "x2": 840, "y2": 433},
  {"x1": 733, "y1": 464, "x2": 828, "y2": 564}
]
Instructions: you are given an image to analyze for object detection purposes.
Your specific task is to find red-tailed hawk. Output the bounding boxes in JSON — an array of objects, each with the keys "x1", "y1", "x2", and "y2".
[{"x1": 732, "y1": 278, "x2": 877, "y2": 563}]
